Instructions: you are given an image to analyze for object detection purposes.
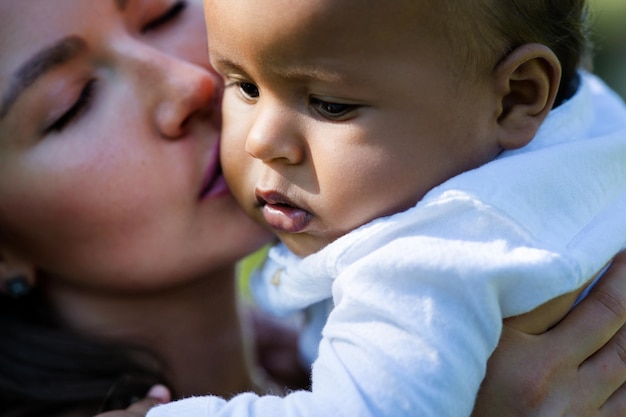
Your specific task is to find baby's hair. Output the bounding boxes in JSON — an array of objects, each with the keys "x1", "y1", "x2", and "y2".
[{"x1": 431, "y1": 0, "x2": 590, "y2": 105}]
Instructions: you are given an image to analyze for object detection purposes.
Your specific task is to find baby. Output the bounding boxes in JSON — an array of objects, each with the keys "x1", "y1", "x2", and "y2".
[{"x1": 148, "y1": 0, "x2": 626, "y2": 416}]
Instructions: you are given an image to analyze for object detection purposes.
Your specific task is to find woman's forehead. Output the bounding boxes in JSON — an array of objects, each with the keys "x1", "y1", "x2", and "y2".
[
  {"x1": 0, "y1": 1, "x2": 107, "y2": 62},
  {"x1": 0, "y1": 2, "x2": 102, "y2": 116}
]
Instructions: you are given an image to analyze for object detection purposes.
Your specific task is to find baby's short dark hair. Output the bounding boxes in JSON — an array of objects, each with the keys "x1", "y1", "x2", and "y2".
[{"x1": 433, "y1": 0, "x2": 590, "y2": 104}]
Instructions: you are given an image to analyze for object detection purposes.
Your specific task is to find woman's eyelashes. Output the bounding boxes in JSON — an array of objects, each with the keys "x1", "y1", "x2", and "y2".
[
  {"x1": 141, "y1": 0, "x2": 187, "y2": 33},
  {"x1": 44, "y1": 79, "x2": 96, "y2": 134}
]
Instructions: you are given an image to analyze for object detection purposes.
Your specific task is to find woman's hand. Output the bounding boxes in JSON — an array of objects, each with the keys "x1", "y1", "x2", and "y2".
[
  {"x1": 93, "y1": 385, "x2": 170, "y2": 417},
  {"x1": 473, "y1": 251, "x2": 626, "y2": 416}
]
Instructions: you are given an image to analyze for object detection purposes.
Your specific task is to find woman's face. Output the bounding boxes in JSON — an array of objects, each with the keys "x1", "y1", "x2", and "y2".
[{"x1": 0, "y1": 0, "x2": 271, "y2": 291}]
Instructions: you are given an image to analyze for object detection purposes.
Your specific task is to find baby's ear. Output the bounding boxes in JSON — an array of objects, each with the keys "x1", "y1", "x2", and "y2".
[{"x1": 493, "y1": 43, "x2": 561, "y2": 150}]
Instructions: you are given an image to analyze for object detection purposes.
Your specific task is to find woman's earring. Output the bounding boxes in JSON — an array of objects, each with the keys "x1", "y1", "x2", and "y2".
[{"x1": 4, "y1": 275, "x2": 31, "y2": 298}]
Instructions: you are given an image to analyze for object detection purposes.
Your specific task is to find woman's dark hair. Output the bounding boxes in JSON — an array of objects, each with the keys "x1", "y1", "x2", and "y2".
[{"x1": 0, "y1": 289, "x2": 167, "y2": 416}]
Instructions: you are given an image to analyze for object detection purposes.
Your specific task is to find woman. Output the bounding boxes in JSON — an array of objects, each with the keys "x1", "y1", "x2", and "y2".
[
  {"x1": 0, "y1": 1, "x2": 273, "y2": 415},
  {"x1": 0, "y1": 1, "x2": 625, "y2": 416}
]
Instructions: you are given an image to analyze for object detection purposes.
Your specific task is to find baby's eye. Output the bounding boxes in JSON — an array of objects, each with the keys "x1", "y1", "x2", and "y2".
[
  {"x1": 238, "y1": 82, "x2": 260, "y2": 100},
  {"x1": 310, "y1": 97, "x2": 359, "y2": 121}
]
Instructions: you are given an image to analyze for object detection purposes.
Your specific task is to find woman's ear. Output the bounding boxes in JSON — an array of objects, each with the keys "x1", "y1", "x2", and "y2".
[
  {"x1": 493, "y1": 43, "x2": 561, "y2": 150},
  {"x1": 0, "y1": 247, "x2": 36, "y2": 298}
]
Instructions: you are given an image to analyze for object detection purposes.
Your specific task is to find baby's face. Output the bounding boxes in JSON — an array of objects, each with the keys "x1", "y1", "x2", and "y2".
[{"x1": 206, "y1": 0, "x2": 502, "y2": 256}]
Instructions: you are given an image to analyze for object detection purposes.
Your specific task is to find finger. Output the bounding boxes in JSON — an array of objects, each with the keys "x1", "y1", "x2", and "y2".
[
  {"x1": 94, "y1": 400, "x2": 160, "y2": 417},
  {"x1": 600, "y1": 382, "x2": 626, "y2": 417},
  {"x1": 124, "y1": 385, "x2": 171, "y2": 416},
  {"x1": 549, "y1": 251, "x2": 626, "y2": 360},
  {"x1": 123, "y1": 398, "x2": 160, "y2": 416},
  {"x1": 579, "y1": 322, "x2": 626, "y2": 407},
  {"x1": 93, "y1": 386, "x2": 171, "y2": 417},
  {"x1": 144, "y1": 385, "x2": 171, "y2": 404}
]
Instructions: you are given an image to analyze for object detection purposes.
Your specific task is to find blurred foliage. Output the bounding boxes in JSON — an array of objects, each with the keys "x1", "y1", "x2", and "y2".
[
  {"x1": 589, "y1": 0, "x2": 626, "y2": 99},
  {"x1": 237, "y1": 244, "x2": 271, "y2": 302}
]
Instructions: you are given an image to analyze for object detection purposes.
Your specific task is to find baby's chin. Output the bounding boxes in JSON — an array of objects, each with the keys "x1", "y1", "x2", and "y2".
[{"x1": 279, "y1": 233, "x2": 331, "y2": 258}]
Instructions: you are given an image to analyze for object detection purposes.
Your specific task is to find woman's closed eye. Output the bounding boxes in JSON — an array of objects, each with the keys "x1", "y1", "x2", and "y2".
[
  {"x1": 141, "y1": 0, "x2": 187, "y2": 33},
  {"x1": 44, "y1": 79, "x2": 96, "y2": 134},
  {"x1": 310, "y1": 97, "x2": 359, "y2": 121}
]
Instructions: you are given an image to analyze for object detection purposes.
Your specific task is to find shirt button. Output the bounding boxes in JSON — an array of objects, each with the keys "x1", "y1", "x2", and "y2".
[{"x1": 271, "y1": 269, "x2": 282, "y2": 286}]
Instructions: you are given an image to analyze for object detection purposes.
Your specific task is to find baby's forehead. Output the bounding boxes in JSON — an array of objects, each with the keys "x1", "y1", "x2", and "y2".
[
  {"x1": 286, "y1": 1, "x2": 458, "y2": 47},
  {"x1": 303, "y1": 1, "x2": 479, "y2": 65},
  {"x1": 305, "y1": 0, "x2": 435, "y2": 30},
  {"x1": 304, "y1": 1, "x2": 481, "y2": 49},
  {"x1": 209, "y1": 0, "x2": 487, "y2": 81}
]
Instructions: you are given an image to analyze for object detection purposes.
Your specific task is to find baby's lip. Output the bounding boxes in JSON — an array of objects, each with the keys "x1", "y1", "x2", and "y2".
[{"x1": 255, "y1": 190, "x2": 312, "y2": 233}]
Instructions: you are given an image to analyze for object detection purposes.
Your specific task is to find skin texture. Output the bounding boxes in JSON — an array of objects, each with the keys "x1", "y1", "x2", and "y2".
[
  {"x1": 1, "y1": 0, "x2": 626, "y2": 416},
  {"x1": 208, "y1": 0, "x2": 558, "y2": 257},
  {"x1": 0, "y1": 0, "x2": 272, "y2": 412}
]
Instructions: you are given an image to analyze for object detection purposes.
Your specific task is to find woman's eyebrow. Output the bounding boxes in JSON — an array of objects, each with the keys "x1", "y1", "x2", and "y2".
[{"x1": 0, "y1": 36, "x2": 87, "y2": 119}]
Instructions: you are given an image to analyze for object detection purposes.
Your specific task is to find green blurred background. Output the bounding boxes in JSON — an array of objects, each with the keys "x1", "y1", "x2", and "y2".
[{"x1": 590, "y1": 0, "x2": 626, "y2": 99}]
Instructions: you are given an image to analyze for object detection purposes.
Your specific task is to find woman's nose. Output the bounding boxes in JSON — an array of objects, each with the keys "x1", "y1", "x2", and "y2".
[
  {"x1": 153, "y1": 61, "x2": 219, "y2": 139},
  {"x1": 245, "y1": 103, "x2": 305, "y2": 165},
  {"x1": 121, "y1": 43, "x2": 219, "y2": 139}
]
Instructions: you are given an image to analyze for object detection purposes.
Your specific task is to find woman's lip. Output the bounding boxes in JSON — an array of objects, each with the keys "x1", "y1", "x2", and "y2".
[
  {"x1": 199, "y1": 139, "x2": 230, "y2": 200},
  {"x1": 256, "y1": 190, "x2": 312, "y2": 233}
]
